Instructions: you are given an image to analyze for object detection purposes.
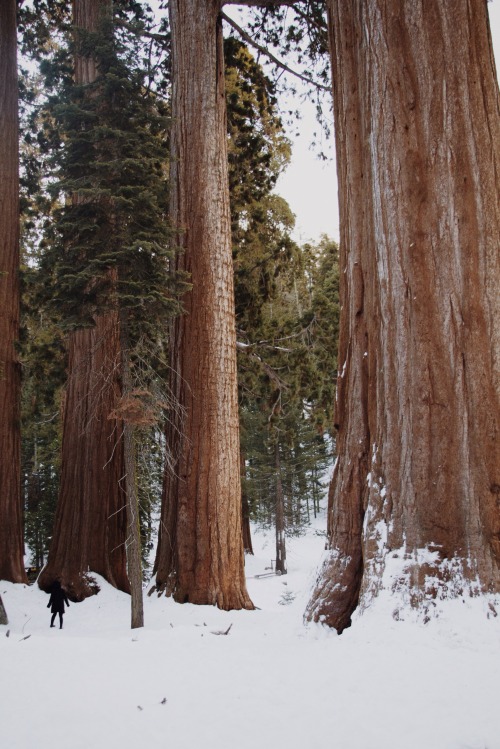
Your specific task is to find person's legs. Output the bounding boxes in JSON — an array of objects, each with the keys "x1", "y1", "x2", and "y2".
[
  {"x1": 59, "y1": 612, "x2": 63, "y2": 629},
  {"x1": 50, "y1": 613, "x2": 56, "y2": 627}
]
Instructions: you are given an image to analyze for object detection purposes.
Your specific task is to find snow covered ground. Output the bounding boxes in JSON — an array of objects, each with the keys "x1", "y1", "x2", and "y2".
[{"x1": 2, "y1": 514, "x2": 500, "y2": 749}]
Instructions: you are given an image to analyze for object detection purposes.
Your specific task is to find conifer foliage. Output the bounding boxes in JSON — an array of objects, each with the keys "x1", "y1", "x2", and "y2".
[
  {"x1": 35, "y1": 1, "x2": 182, "y2": 621},
  {"x1": 11, "y1": 3, "x2": 340, "y2": 622}
]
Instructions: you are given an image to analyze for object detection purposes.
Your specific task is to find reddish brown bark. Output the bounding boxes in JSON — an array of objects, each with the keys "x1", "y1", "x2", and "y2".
[
  {"x1": 307, "y1": 0, "x2": 500, "y2": 631},
  {"x1": 39, "y1": 316, "x2": 129, "y2": 599},
  {"x1": 38, "y1": 0, "x2": 129, "y2": 599},
  {"x1": 154, "y1": 0, "x2": 253, "y2": 611},
  {"x1": 0, "y1": 0, "x2": 27, "y2": 584}
]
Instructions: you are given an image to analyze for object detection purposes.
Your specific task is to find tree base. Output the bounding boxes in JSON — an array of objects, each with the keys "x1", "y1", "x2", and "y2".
[
  {"x1": 306, "y1": 542, "x2": 500, "y2": 632},
  {"x1": 38, "y1": 570, "x2": 101, "y2": 602},
  {"x1": 152, "y1": 575, "x2": 255, "y2": 612},
  {"x1": 0, "y1": 593, "x2": 7, "y2": 626}
]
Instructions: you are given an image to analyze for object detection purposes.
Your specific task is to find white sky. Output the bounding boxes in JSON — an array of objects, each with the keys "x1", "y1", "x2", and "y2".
[{"x1": 275, "y1": 1, "x2": 500, "y2": 245}]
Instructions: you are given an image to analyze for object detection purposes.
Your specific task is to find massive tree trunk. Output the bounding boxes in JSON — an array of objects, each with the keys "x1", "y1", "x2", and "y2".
[
  {"x1": 307, "y1": 0, "x2": 500, "y2": 632},
  {"x1": 154, "y1": 0, "x2": 253, "y2": 610},
  {"x1": 39, "y1": 317, "x2": 129, "y2": 598},
  {"x1": 38, "y1": 0, "x2": 129, "y2": 600},
  {"x1": 0, "y1": 0, "x2": 27, "y2": 584}
]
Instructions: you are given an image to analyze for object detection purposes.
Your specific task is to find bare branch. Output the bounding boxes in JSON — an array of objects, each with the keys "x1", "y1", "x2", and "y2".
[
  {"x1": 223, "y1": 1, "x2": 327, "y2": 33},
  {"x1": 220, "y1": 11, "x2": 330, "y2": 92},
  {"x1": 237, "y1": 315, "x2": 316, "y2": 348},
  {"x1": 236, "y1": 341, "x2": 290, "y2": 390},
  {"x1": 224, "y1": 1, "x2": 297, "y2": 6},
  {"x1": 114, "y1": 18, "x2": 169, "y2": 45}
]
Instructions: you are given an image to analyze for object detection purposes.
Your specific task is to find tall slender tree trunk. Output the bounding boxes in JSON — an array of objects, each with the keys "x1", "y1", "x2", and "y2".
[
  {"x1": 119, "y1": 312, "x2": 144, "y2": 629},
  {"x1": 154, "y1": 0, "x2": 253, "y2": 611},
  {"x1": 0, "y1": 0, "x2": 27, "y2": 584},
  {"x1": 274, "y1": 442, "x2": 287, "y2": 575},
  {"x1": 240, "y1": 448, "x2": 253, "y2": 554},
  {"x1": 307, "y1": 0, "x2": 500, "y2": 632},
  {"x1": 39, "y1": 0, "x2": 129, "y2": 600}
]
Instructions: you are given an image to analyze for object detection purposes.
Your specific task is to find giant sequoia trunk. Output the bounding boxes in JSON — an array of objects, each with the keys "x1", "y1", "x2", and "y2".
[
  {"x1": 307, "y1": 0, "x2": 500, "y2": 631},
  {"x1": 39, "y1": 317, "x2": 129, "y2": 598},
  {"x1": 0, "y1": 0, "x2": 27, "y2": 584},
  {"x1": 154, "y1": 0, "x2": 253, "y2": 610},
  {"x1": 38, "y1": 0, "x2": 129, "y2": 599}
]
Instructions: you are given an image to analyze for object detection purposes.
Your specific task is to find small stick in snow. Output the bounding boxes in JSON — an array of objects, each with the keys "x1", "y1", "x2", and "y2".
[{"x1": 210, "y1": 623, "x2": 233, "y2": 636}]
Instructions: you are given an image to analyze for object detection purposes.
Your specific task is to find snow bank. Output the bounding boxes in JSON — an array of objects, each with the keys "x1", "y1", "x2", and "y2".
[{"x1": 1, "y1": 517, "x2": 499, "y2": 749}]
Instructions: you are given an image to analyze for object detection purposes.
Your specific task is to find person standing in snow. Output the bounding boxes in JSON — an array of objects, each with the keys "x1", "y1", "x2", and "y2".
[{"x1": 47, "y1": 580, "x2": 70, "y2": 629}]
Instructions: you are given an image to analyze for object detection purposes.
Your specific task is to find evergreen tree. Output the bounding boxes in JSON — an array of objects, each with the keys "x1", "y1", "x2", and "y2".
[
  {"x1": 20, "y1": 297, "x2": 65, "y2": 572},
  {"x1": 34, "y1": 3, "x2": 182, "y2": 623},
  {"x1": 224, "y1": 39, "x2": 339, "y2": 550},
  {"x1": 238, "y1": 236, "x2": 339, "y2": 545}
]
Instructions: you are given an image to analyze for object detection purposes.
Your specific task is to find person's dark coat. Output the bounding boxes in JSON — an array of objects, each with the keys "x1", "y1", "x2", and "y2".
[{"x1": 47, "y1": 581, "x2": 70, "y2": 614}]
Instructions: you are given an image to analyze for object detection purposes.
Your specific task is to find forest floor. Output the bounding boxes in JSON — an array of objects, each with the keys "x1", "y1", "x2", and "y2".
[{"x1": 1, "y1": 508, "x2": 500, "y2": 749}]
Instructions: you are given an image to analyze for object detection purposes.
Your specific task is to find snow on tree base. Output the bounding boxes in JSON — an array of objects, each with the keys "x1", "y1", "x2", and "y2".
[{"x1": 357, "y1": 545, "x2": 500, "y2": 627}]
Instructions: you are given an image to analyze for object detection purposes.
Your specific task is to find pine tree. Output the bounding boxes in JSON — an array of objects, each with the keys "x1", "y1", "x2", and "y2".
[
  {"x1": 20, "y1": 298, "x2": 65, "y2": 571},
  {"x1": 224, "y1": 40, "x2": 339, "y2": 550},
  {"x1": 36, "y1": 2, "x2": 181, "y2": 620}
]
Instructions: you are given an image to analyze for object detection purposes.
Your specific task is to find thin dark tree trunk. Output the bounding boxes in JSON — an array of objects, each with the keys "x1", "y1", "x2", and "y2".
[
  {"x1": 119, "y1": 313, "x2": 144, "y2": 629},
  {"x1": 275, "y1": 442, "x2": 287, "y2": 574},
  {"x1": 154, "y1": 0, "x2": 253, "y2": 610},
  {"x1": 39, "y1": 0, "x2": 129, "y2": 599},
  {"x1": 0, "y1": 0, "x2": 27, "y2": 584},
  {"x1": 240, "y1": 448, "x2": 253, "y2": 554},
  {"x1": 307, "y1": 0, "x2": 500, "y2": 632}
]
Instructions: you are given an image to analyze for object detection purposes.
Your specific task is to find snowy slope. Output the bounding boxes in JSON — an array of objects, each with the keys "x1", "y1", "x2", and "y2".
[{"x1": 1, "y1": 516, "x2": 499, "y2": 749}]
